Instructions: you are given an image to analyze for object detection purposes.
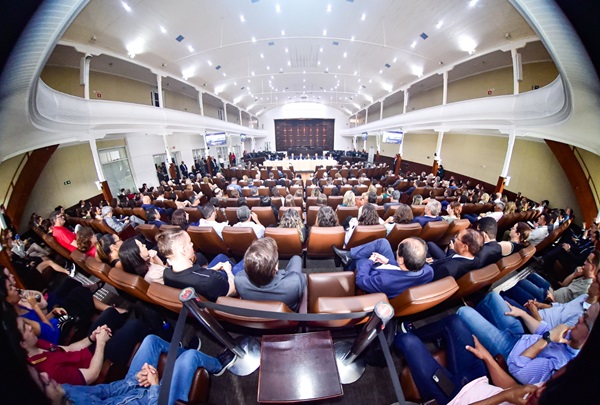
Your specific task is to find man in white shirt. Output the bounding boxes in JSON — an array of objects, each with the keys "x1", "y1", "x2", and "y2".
[
  {"x1": 198, "y1": 203, "x2": 229, "y2": 239},
  {"x1": 528, "y1": 213, "x2": 550, "y2": 246},
  {"x1": 232, "y1": 205, "x2": 265, "y2": 238}
]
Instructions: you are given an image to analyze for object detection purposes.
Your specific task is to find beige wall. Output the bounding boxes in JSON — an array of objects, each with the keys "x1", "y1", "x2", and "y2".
[
  {"x1": 575, "y1": 148, "x2": 600, "y2": 215},
  {"x1": 40, "y1": 66, "x2": 84, "y2": 97},
  {"x1": 0, "y1": 153, "x2": 28, "y2": 206},
  {"x1": 407, "y1": 83, "x2": 444, "y2": 112},
  {"x1": 22, "y1": 144, "x2": 100, "y2": 222},
  {"x1": 163, "y1": 89, "x2": 201, "y2": 114},
  {"x1": 520, "y1": 62, "x2": 559, "y2": 93}
]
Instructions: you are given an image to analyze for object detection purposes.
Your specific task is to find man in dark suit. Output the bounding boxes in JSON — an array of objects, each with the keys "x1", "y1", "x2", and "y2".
[
  {"x1": 179, "y1": 161, "x2": 188, "y2": 178},
  {"x1": 413, "y1": 200, "x2": 443, "y2": 227},
  {"x1": 475, "y1": 217, "x2": 503, "y2": 267},
  {"x1": 430, "y1": 229, "x2": 483, "y2": 280},
  {"x1": 383, "y1": 190, "x2": 401, "y2": 212}
]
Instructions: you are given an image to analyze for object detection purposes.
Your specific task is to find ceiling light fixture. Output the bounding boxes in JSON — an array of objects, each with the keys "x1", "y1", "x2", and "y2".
[
  {"x1": 207, "y1": 60, "x2": 212, "y2": 66},
  {"x1": 121, "y1": 2, "x2": 131, "y2": 12},
  {"x1": 393, "y1": 57, "x2": 397, "y2": 63},
  {"x1": 267, "y1": 66, "x2": 270, "y2": 70},
  {"x1": 410, "y1": 41, "x2": 417, "y2": 48},
  {"x1": 343, "y1": 52, "x2": 347, "y2": 58},
  {"x1": 287, "y1": 61, "x2": 291, "y2": 66},
  {"x1": 327, "y1": 4, "x2": 332, "y2": 12},
  {"x1": 351, "y1": 36, "x2": 355, "y2": 42},
  {"x1": 260, "y1": 53, "x2": 264, "y2": 58},
  {"x1": 436, "y1": 20, "x2": 443, "y2": 29},
  {"x1": 469, "y1": 0, "x2": 479, "y2": 7},
  {"x1": 240, "y1": 14, "x2": 245, "y2": 22},
  {"x1": 252, "y1": 37, "x2": 256, "y2": 43},
  {"x1": 160, "y1": 26, "x2": 167, "y2": 34},
  {"x1": 319, "y1": 47, "x2": 323, "y2": 53},
  {"x1": 276, "y1": 3, "x2": 281, "y2": 13},
  {"x1": 281, "y1": 30, "x2": 285, "y2": 36},
  {"x1": 323, "y1": 29, "x2": 327, "y2": 36},
  {"x1": 187, "y1": 45, "x2": 194, "y2": 52},
  {"x1": 285, "y1": 47, "x2": 289, "y2": 53},
  {"x1": 361, "y1": 13, "x2": 366, "y2": 21}
]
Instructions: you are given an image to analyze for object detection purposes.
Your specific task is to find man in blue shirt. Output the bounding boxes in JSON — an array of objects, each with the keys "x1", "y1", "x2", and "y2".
[
  {"x1": 333, "y1": 237, "x2": 433, "y2": 299},
  {"x1": 457, "y1": 292, "x2": 598, "y2": 384}
]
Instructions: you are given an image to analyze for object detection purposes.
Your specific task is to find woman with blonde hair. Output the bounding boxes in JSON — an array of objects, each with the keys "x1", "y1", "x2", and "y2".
[
  {"x1": 340, "y1": 190, "x2": 356, "y2": 207},
  {"x1": 279, "y1": 209, "x2": 307, "y2": 243}
]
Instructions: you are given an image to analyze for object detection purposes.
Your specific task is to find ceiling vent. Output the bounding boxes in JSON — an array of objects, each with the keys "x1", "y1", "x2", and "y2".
[
  {"x1": 385, "y1": 63, "x2": 391, "y2": 68},
  {"x1": 215, "y1": 65, "x2": 221, "y2": 70},
  {"x1": 420, "y1": 32, "x2": 428, "y2": 40},
  {"x1": 176, "y1": 35, "x2": 184, "y2": 42},
  {"x1": 268, "y1": 41, "x2": 275, "y2": 46},
  {"x1": 332, "y1": 41, "x2": 339, "y2": 46}
]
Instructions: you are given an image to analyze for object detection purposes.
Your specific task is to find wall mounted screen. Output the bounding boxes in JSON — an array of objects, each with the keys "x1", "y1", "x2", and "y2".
[{"x1": 274, "y1": 119, "x2": 335, "y2": 151}]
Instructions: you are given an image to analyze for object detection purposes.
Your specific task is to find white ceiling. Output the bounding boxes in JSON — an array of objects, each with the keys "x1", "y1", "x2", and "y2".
[{"x1": 56, "y1": 0, "x2": 545, "y2": 115}]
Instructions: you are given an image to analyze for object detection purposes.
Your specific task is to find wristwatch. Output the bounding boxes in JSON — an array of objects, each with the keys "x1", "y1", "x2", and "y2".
[{"x1": 542, "y1": 331, "x2": 552, "y2": 344}]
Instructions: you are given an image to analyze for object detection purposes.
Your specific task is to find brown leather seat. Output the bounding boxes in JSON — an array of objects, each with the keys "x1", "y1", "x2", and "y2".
[
  {"x1": 70, "y1": 250, "x2": 89, "y2": 273},
  {"x1": 157, "y1": 353, "x2": 210, "y2": 404},
  {"x1": 107, "y1": 266, "x2": 153, "y2": 303},
  {"x1": 278, "y1": 206, "x2": 303, "y2": 221},
  {"x1": 400, "y1": 351, "x2": 447, "y2": 403},
  {"x1": 452, "y1": 263, "x2": 500, "y2": 300},
  {"x1": 385, "y1": 223, "x2": 422, "y2": 250},
  {"x1": 132, "y1": 207, "x2": 147, "y2": 221},
  {"x1": 214, "y1": 296, "x2": 299, "y2": 330},
  {"x1": 90, "y1": 219, "x2": 107, "y2": 233},
  {"x1": 222, "y1": 227, "x2": 258, "y2": 258},
  {"x1": 327, "y1": 195, "x2": 343, "y2": 210},
  {"x1": 42, "y1": 233, "x2": 72, "y2": 260},
  {"x1": 136, "y1": 224, "x2": 159, "y2": 243},
  {"x1": 264, "y1": 228, "x2": 303, "y2": 259},
  {"x1": 410, "y1": 205, "x2": 426, "y2": 217},
  {"x1": 417, "y1": 221, "x2": 450, "y2": 243},
  {"x1": 374, "y1": 205, "x2": 385, "y2": 218},
  {"x1": 519, "y1": 243, "x2": 536, "y2": 263},
  {"x1": 200, "y1": 183, "x2": 216, "y2": 197},
  {"x1": 224, "y1": 198, "x2": 239, "y2": 208},
  {"x1": 306, "y1": 206, "x2": 320, "y2": 227},
  {"x1": 85, "y1": 256, "x2": 113, "y2": 285},
  {"x1": 159, "y1": 224, "x2": 182, "y2": 231},
  {"x1": 437, "y1": 219, "x2": 470, "y2": 247},
  {"x1": 187, "y1": 226, "x2": 230, "y2": 257},
  {"x1": 336, "y1": 206, "x2": 358, "y2": 225},
  {"x1": 224, "y1": 207, "x2": 240, "y2": 225},
  {"x1": 307, "y1": 272, "x2": 356, "y2": 313},
  {"x1": 389, "y1": 276, "x2": 458, "y2": 317},
  {"x1": 251, "y1": 206, "x2": 278, "y2": 227},
  {"x1": 306, "y1": 226, "x2": 345, "y2": 259},
  {"x1": 491, "y1": 251, "x2": 523, "y2": 283},
  {"x1": 184, "y1": 207, "x2": 203, "y2": 223},
  {"x1": 164, "y1": 200, "x2": 178, "y2": 210},
  {"x1": 382, "y1": 204, "x2": 399, "y2": 220},
  {"x1": 310, "y1": 293, "x2": 389, "y2": 328},
  {"x1": 146, "y1": 282, "x2": 184, "y2": 313},
  {"x1": 345, "y1": 225, "x2": 387, "y2": 249}
]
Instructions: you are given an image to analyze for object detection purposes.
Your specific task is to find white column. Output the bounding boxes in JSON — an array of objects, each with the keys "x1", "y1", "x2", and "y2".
[
  {"x1": 435, "y1": 131, "x2": 444, "y2": 162},
  {"x1": 80, "y1": 55, "x2": 91, "y2": 100},
  {"x1": 223, "y1": 101, "x2": 228, "y2": 122},
  {"x1": 511, "y1": 48, "x2": 522, "y2": 95},
  {"x1": 203, "y1": 133, "x2": 209, "y2": 158},
  {"x1": 88, "y1": 138, "x2": 105, "y2": 181},
  {"x1": 398, "y1": 139, "x2": 403, "y2": 157},
  {"x1": 162, "y1": 133, "x2": 172, "y2": 163},
  {"x1": 239, "y1": 109, "x2": 242, "y2": 125},
  {"x1": 380, "y1": 100, "x2": 384, "y2": 120},
  {"x1": 442, "y1": 71, "x2": 448, "y2": 105},
  {"x1": 157, "y1": 75, "x2": 164, "y2": 108},
  {"x1": 354, "y1": 114, "x2": 358, "y2": 128},
  {"x1": 251, "y1": 137, "x2": 256, "y2": 152},
  {"x1": 501, "y1": 129, "x2": 517, "y2": 178},
  {"x1": 365, "y1": 108, "x2": 369, "y2": 124},
  {"x1": 352, "y1": 136, "x2": 357, "y2": 150},
  {"x1": 376, "y1": 132, "x2": 381, "y2": 152},
  {"x1": 363, "y1": 136, "x2": 367, "y2": 151},
  {"x1": 198, "y1": 91, "x2": 204, "y2": 116},
  {"x1": 403, "y1": 90, "x2": 409, "y2": 114}
]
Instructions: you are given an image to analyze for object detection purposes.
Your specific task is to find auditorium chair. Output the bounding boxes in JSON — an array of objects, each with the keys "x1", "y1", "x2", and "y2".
[
  {"x1": 146, "y1": 282, "x2": 186, "y2": 313},
  {"x1": 85, "y1": 256, "x2": 113, "y2": 285},
  {"x1": 306, "y1": 206, "x2": 320, "y2": 227},
  {"x1": 199, "y1": 183, "x2": 215, "y2": 197},
  {"x1": 490, "y1": 251, "x2": 523, "y2": 283},
  {"x1": 251, "y1": 206, "x2": 278, "y2": 227},
  {"x1": 107, "y1": 265, "x2": 153, "y2": 304},
  {"x1": 224, "y1": 198, "x2": 239, "y2": 208},
  {"x1": 410, "y1": 205, "x2": 426, "y2": 217},
  {"x1": 222, "y1": 227, "x2": 258, "y2": 259},
  {"x1": 184, "y1": 207, "x2": 203, "y2": 224},
  {"x1": 388, "y1": 276, "x2": 458, "y2": 318},
  {"x1": 307, "y1": 271, "x2": 356, "y2": 312},
  {"x1": 436, "y1": 219, "x2": 470, "y2": 247},
  {"x1": 132, "y1": 207, "x2": 147, "y2": 221},
  {"x1": 305, "y1": 226, "x2": 345, "y2": 260},
  {"x1": 417, "y1": 221, "x2": 450, "y2": 244},
  {"x1": 336, "y1": 206, "x2": 358, "y2": 225},
  {"x1": 451, "y1": 263, "x2": 500, "y2": 301},
  {"x1": 374, "y1": 205, "x2": 385, "y2": 219},
  {"x1": 385, "y1": 223, "x2": 422, "y2": 250},
  {"x1": 306, "y1": 196, "x2": 319, "y2": 209},
  {"x1": 187, "y1": 226, "x2": 230, "y2": 258},
  {"x1": 224, "y1": 207, "x2": 240, "y2": 225},
  {"x1": 264, "y1": 228, "x2": 304, "y2": 260},
  {"x1": 42, "y1": 233, "x2": 72, "y2": 261},
  {"x1": 136, "y1": 224, "x2": 159, "y2": 243},
  {"x1": 344, "y1": 225, "x2": 387, "y2": 249},
  {"x1": 327, "y1": 195, "x2": 343, "y2": 210},
  {"x1": 70, "y1": 250, "x2": 90, "y2": 274},
  {"x1": 213, "y1": 296, "x2": 300, "y2": 330},
  {"x1": 289, "y1": 185, "x2": 303, "y2": 196},
  {"x1": 382, "y1": 204, "x2": 399, "y2": 220},
  {"x1": 309, "y1": 293, "x2": 389, "y2": 328},
  {"x1": 278, "y1": 206, "x2": 303, "y2": 221}
]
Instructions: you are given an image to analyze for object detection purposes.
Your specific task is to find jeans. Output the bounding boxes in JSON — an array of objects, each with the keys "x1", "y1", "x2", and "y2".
[
  {"x1": 209, "y1": 253, "x2": 244, "y2": 274},
  {"x1": 457, "y1": 292, "x2": 524, "y2": 359},
  {"x1": 503, "y1": 273, "x2": 551, "y2": 304},
  {"x1": 394, "y1": 315, "x2": 486, "y2": 405}
]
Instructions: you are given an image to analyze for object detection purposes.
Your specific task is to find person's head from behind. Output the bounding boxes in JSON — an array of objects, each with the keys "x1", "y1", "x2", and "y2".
[
  {"x1": 156, "y1": 228, "x2": 193, "y2": 261},
  {"x1": 476, "y1": 217, "x2": 498, "y2": 241},
  {"x1": 271, "y1": 187, "x2": 281, "y2": 197},
  {"x1": 425, "y1": 200, "x2": 441, "y2": 216},
  {"x1": 237, "y1": 205, "x2": 251, "y2": 222},
  {"x1": 260, "y1": 196, "x2": 272, "y2": 207},
  {"x1": 146, "y1": 208, "x2": 160, "y2": 222},
  {"x1": 284, "y1": 194, "x2": 295, "y2": 207},
  {"x1": 280, "y1": 209, "x2": 303, "y2": 229},
  {"x1": 171, "y1": 209, "x2": 189, "y2": 229},
  {"x1": 393, "y1": 204, "x2": 413, "y2": 224},
  {"x1": 237, "y1": 197, "x2": 247, "y2": 207},
  {"x1": 243, "y1": 237, "x2": 279, "y2": 287},
  {"x1": 342, "y1": 190, "x2": 355, "y2": 206},
  {"x1": 201, "y1": 203, "x2": 216, "y2": 220},
  {"x1": 412, "y1": 194, "x2": 423, "y2": 205},
  {"x1": 391, "y1": 190, "x2": 401, "y2": 201},
  {"x1": 317, "y1": 193, "x2": 328, "y2": 206},
  {"x1": 397, "y1": 237, "x2": 427, "y2": 271},
  {"x1": 118, "y1": 237, "x2": 150, "y2": 277},
  {"x1": 367, "y1": 192, "x2": 377, "y2": 204},
  {"x1": 358, "y1": 203, "x2": 380, "y2": 225},
  {"x1": 510, "y1": 221, "x2": 531, "y2": 244},
  {"x1": 316, "y1": 206, "x2": 339, "y2": 227},
  {"x1": 76, "y1": 226, "x2": 96, "y2": 253}
]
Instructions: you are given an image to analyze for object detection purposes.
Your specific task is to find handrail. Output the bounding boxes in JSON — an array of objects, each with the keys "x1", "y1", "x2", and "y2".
[
  {"x1": 2, "y1": 152, "x2": 30, "y2": 206},
  {"x1": 572, "y1": 146, "x2": 600, "y2": 210}
]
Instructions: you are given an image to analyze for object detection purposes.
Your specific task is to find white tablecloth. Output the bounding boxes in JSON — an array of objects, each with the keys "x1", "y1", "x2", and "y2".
[{"x1": 263, "y1": 159, "x2": 338, "y2": 172}]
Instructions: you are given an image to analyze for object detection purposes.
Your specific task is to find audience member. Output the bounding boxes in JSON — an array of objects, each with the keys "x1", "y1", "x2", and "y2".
[{"x1": 232, "y1": 206, "x2": 265, "y2": 238}]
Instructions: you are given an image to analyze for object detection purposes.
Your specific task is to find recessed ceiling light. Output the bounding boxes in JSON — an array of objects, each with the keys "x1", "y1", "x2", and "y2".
[
  {"x1": 319, "y1": 47, "x2": 323, "y2": 53},
  {"x1": 393, "y1": 57, "x2": 397, "y2": 63},
  {"x1": 285, "y1": 47, "x2": 289, "y2": 53},
  {"x1": 303, "y1": 70, "x2": 306, "y2": 74},
  {"x1": 379, "y1": 69, "x2": 382, "y2": 74},
  {"x1": 121, "y1": 2, "x2": 131, "y2": 12},
  {"x1": 240, "y1": 14, "x2": 245, "y2": 22},
  {"x1": 281, "y1": 30, "x2": 285, "y2": 36},
  {"x1": 351, "y1": 36, "x2": 355, "y2": 42},
  {"x1": 271, "y1": 75, "x2": 274, "y2": 79},
  {"x1": 436, "y1": 20, "x2": 443, "y2": 29},
  {"x1": 343, "y1": 52, "x2": 347, "y2": 58},
  {"x1": 323, "y1": 29, "x2": 327, "y2": 36},
  {"x1": 410, "y1": 41, "x2": 417, "y2": 48},
  {"x1": 234, "y1": 81, "x2": 237, "y2": 85},
  {"x1": 276, "y1": 3, "x2": 281, "y2": 13},
  {"x1": 187, "y1": 45, "x2": 194, "y2": 52},
  {"x1": 223, "y1": 72, "x2": 227, "y2": 77},
  {"x1": 469, "y1": 0, "x2": 479, "y2": 6},
  {"x1": 252, "y1": 37, "x2": 256, "y2": 43},
  {"x1": 160, "y1": 26, "x2": 167, "y2": 34},
  {"x1": 327, "y1": 4, "x2": 332, "y2": 12},
  {"x1": 260, "y1": 53, "x2": 264, "y2": 58},
  {"x1": 338, "y1": 65, "x2": 341, "y2": 69},
  {"x1": 303, "y1": 79, "x2": 306, "y2": 82},
  {"x1": 317, "y1": 61, "x2": 321, "y2": 66},
  {"x1": 207, "y1": 60, "x2": 212, "y2": 66},
  {"x1": 251, "y1": 71, "x2": 255, "y2": 76},
  {"x1": 267, "y1": 66, "x2": 270, "y2": 70},
  {"x1": 361, "y1": 13, "x2": 366, "y2": 21},
  {"x1": 287, "y1": 61, "x2": 291, "y2": 66},
  {"x1": 354, "y1": 71, "x2": 357, "y2": 75}
]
